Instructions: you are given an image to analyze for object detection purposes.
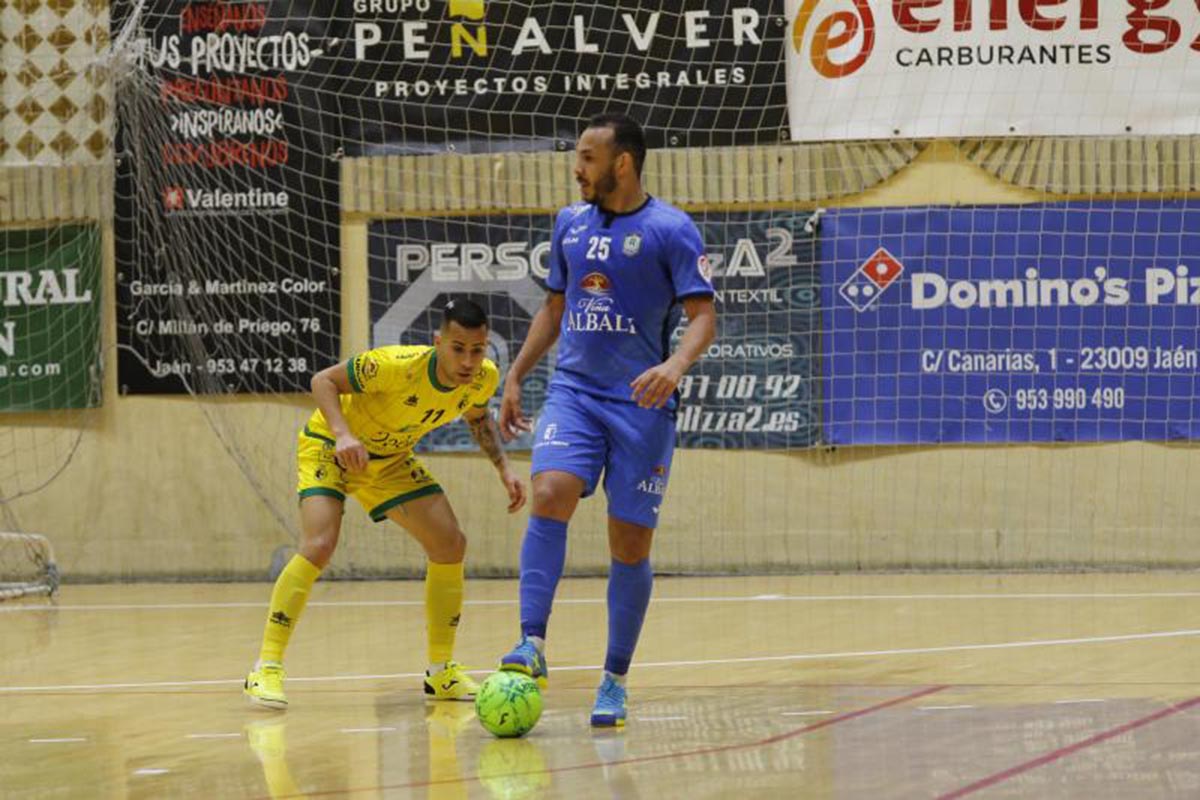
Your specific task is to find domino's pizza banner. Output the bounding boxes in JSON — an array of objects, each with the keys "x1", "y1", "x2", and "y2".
[
  {"x1": 821, "y1": 200, "x2": 1200, "y2": 445},
  {"x1": 367, "y1": 211, "x2": 819, "y2": 451}
]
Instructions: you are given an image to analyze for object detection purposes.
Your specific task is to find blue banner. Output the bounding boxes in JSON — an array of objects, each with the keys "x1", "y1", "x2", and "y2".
[
  {"x1": 821, "y1": 201, "x2": 1200, "y2": 444},
  {"x1": 368, "y1": 210, "x2": 819, "y2": 451}
]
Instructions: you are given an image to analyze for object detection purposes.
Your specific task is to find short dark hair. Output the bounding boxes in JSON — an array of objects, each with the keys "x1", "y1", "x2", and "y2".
[
  {"x1": 587, "y1": 112, "x2": 647, "y2": 177},
  {"x1": 441, "y1": 298, "x2": 488, "y2": 330}
]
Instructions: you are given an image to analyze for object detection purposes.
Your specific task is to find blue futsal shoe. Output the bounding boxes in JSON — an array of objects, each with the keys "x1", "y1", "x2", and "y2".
[
  {"x1": 499, "y1": 636, "x2": 548, "y2": 688},
  {"x1": 590, "y1": 674, "x2": 627, "y2": 728}
]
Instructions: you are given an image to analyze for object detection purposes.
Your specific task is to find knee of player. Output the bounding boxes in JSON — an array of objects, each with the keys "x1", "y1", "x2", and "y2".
[
  {"x1": 438, "y1": 528, "x2": 467, "y2": 562},
  {"x1": 302, "y1": 534, "x2": 338, "y2": 566},
  {"x1": 611, "y1": 543, "x2": 650, "y2": 564},
  {"x1": 531, "y1": 483, "x2": 572, "y2": 517}
]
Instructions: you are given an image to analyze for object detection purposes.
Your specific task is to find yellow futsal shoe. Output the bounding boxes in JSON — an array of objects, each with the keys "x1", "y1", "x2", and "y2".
[
  {"x1": 424, "y1": 661, "x2": 479, "y2": 701},
  {"x1": 244, "y1": 661, "x2": 287, "y2": 710}
]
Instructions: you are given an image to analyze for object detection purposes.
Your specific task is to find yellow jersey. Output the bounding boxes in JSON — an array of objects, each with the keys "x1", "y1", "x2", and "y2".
[{"x1": 303, "y1": 345, "x2": 499, "y2": 457}]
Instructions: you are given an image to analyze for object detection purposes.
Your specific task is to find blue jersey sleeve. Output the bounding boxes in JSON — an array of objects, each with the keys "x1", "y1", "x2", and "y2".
[
  {"x1": 665, "y1": 217, "x2": 715, "y2": 300},
  {"x1": 546, "y1": 208, "x2": 571, "y2": 293}
]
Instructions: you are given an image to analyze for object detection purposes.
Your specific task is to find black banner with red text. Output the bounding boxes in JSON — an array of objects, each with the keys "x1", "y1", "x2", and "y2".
[{"x1": 113, "y1": 1, "x2": 339, "y2": 394}]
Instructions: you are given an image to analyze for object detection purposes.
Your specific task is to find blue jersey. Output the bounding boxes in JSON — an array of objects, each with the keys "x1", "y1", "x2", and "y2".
[{"x1": 546, "y1": 196, "x2": 714, "y2": 405}]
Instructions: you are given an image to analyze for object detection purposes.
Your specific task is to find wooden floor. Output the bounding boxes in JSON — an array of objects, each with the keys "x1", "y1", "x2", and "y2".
[{"x1": 3, "y1": 573, "x2": 1200, "y2": 799}]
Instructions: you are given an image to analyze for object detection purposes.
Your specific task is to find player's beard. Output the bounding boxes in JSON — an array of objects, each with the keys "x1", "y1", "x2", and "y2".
[{"x1": 585, "y1": 165, "x2": 618, "y2": 206}]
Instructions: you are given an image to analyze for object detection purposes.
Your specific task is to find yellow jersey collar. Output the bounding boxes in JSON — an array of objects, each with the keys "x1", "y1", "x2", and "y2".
[{"x1": 427, "y1": 351, "x2": 455, "y2": 393}]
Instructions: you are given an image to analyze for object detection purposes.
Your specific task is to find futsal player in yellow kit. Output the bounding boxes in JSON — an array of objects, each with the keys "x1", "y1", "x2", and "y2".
[{"x1": 244, "y1": 299, "x2": 526, "y2": 709}]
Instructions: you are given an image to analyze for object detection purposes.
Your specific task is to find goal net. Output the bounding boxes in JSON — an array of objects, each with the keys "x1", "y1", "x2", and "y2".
[
  {"x1": 0, "y1": 532, "x2": 59, "y2": 599},
  {"x1": 4, "y1": 1, "x2": 1198, "y2": 582},
  {"x1": 0, "y1": 0, "x2": 109, "y2": 594},
  {"x1": 104, "y1": 1, "x2": 848, "y2": 578}
]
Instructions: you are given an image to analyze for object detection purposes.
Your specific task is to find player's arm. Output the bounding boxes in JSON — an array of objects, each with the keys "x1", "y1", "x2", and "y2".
[
  {"x1": 630, "y1": 295, "x2": 717, "y2": 409},
  {"x1": 310, "y1": 361, "x2": 369, "y2": 472},
  {"x1": 499, "y1": 291, "x2": 566, "y2": 440},
  {"x1": 463, "y1": 405, "x2": 527, "y2": 513}
]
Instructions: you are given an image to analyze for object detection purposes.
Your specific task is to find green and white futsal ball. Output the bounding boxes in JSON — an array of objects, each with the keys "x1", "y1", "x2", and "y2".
[{"x1": 475, "y1": 671, "x2": 543, "y2": 738}]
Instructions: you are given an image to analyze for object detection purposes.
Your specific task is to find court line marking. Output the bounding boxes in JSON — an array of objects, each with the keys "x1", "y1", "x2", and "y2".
[
  {"x1": 938, "y1": 695, "x2": 1200, "y2": 799},
  {"x1": 635, "y1": 715, "x2": 688, "y2": 721},
  {"x1": 133, "y1": 768, "x2": 170, "y2": 776},
  {"x1": 185, "y1": 733, "x2": 241, "y2": 739},
  {"x1": 339, "y1": 726, "x2": 396, "y2": 734},
  {"x1": 8, "y1": 590, "x2": 1200, "y2": 613},
  {"x1": 919, "y1": 705, "x2": 976, "y2": 711},
  {"x1": 29, "y1": 737, "x2": 87, "y2": 743},
  {"x1": 780, "y1": 710, "x2": 832, "y2": 716},
  {"x1": 3, "y1": 627, "x2": 1197, "y2": 694},
  {"x1": 255, "y1": 684, "x2": 949, "y2": 799},
  {"x1": 1053, "y1": 698, "x2": 1107, "y2": 705}
]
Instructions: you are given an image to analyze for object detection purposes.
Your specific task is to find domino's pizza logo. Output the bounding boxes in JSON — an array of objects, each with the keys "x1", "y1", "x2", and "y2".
[{"x1": 839, "y1": 248, "x2": 904, "y2": 312}]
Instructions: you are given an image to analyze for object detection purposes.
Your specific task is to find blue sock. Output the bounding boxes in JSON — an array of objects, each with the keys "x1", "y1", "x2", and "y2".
[
  {"x1": 604, "y1": 558, "x2": 653, "y2": 675},
  {"x1": 518, "y1": 515, "x2": 568, "y2": 639}
]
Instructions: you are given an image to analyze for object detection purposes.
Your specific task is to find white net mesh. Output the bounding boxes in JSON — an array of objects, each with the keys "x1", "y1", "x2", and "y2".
[
  {"x1": 0, "y1": 0, "x2": 110, "y2": 591},
  {"x1": 103, "y1": 2, "x2": 813, "y2": 578},
  {"x1": 0, "y1": 532, "x2": 58, "y2": 599},
  {"x1": 2, "y1": 2, "x2": 1197, "y2": 581}
]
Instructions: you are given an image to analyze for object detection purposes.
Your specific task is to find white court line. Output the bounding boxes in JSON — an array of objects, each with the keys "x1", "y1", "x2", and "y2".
[
  {"x1": 636, "y1": 715, "x2": 688, "y2": 721},
  {"x1": 3, "y1": 627, "x2": 1198, "y2": 694},
  {"x1": 133, "y1": 768, "x2": 169, "y2": 776},
  {"x1": 8, "y1": 591, "x2": 1200, "y2": 613},
  {"x1": 1053, "y1": 698, "x2": 1108, "y2": 705},
  {"x1": 340, "y1": 726, "x2": 396, "y2": 734},
  {"x1": 919, "y1": 705, "x2": 976, "y2": 711},
  {"x1": 29, "y1": 737, "x2": 87, "y2": 743},
  {"x1": 185, "y1": 732, "x2": 241, "y2": 739},
  {"x1": 780, "y1": 710, "x2": 833, "y2": 716}
]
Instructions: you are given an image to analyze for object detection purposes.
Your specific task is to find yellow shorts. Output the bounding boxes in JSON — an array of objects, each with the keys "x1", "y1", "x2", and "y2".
[{"x1": 295, "y1": 428, "x2": 442, "y2": 522}]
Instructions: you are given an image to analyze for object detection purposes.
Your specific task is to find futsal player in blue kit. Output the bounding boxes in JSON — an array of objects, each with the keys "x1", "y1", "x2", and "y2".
[{"x1": 497, "y1": 113, "x2": 717, "y2": 727}]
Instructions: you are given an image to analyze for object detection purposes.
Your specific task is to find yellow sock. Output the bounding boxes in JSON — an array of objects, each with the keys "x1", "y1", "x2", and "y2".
[
  {"x1": 425, "y1": 560, "x2": 465, "y2": 665},
  {"x1": 259, "y1": 554, "x2": 321, "y2": 664}
]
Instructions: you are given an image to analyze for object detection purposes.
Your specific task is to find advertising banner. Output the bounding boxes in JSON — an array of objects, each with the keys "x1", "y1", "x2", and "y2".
[
  {"x1": 335, "y1": 0, "x2": 789, "y2": 152},
  {"x1": 787, "y1": 0, "x2": 1200, "y2": 140},
  {"x1": 822, "y1": 201, "x2": 1200, "y2": 444},
  {"x1": 0, "y1": 225, "x2": 101, "y2": 411},
  {"x1": 113, "y1": 2, "x2": 340, "y2": 394},
  {"x1": 368, "y1": 210, "x2": 819, "y2": 450}
]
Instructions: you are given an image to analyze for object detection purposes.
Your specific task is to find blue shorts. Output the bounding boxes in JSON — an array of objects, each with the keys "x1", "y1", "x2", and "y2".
[{"x1": 531, "y1": 384, "x2": 676, "y2": 529}]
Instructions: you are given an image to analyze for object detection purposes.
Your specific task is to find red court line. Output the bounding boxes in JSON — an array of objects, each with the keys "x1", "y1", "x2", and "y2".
[
  {"x1": 938, "y1": 694, "x2": 1200, "y2": 799},
  {"x1": 262, "y1": 684, "x2": 947, "y2": 799}
]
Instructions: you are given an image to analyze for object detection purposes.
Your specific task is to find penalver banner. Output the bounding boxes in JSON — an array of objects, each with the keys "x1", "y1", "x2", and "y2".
[
  {"x1": 331, "y1": 0, "x2": 789, "y2": 153},
  {"x1": 786, "y1": 0, "x2": 1200, "y2": 141},
  {"x1": 0, "y1": 225, "x2": 102, "y2": 411}
]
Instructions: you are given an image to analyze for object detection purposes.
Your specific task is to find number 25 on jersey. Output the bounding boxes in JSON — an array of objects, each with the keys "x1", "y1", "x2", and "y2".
[{"x1": 586, "y1": 235, "x2": 611, "y2": 261}]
